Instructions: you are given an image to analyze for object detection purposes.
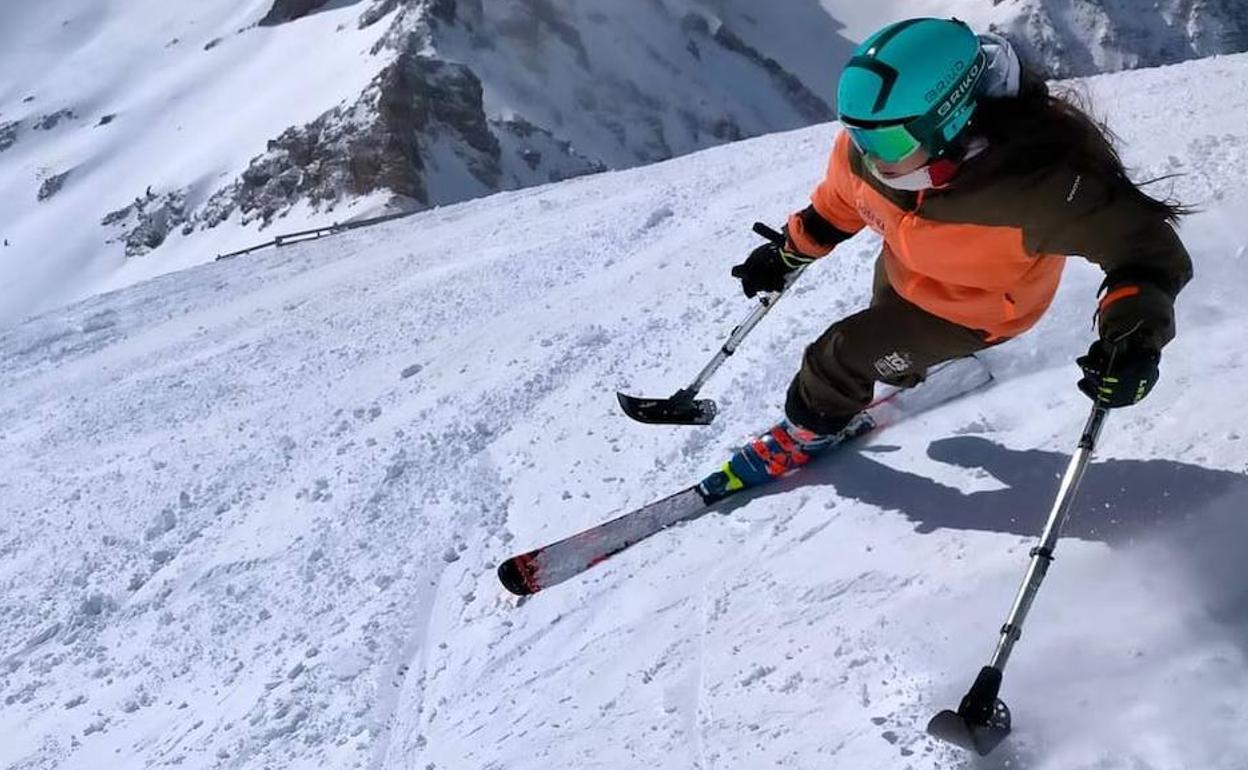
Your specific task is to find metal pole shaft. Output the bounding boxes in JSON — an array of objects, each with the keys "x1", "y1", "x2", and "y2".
[
  {"x1": 679, "y1": 265, "x2": 807, "y2": 395},
  {"x1": 987, "y1": 405, "x2": 1109, "y2": 672}
]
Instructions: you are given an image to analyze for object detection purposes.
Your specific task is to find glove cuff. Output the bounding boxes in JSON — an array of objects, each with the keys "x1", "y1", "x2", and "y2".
[
  {"x1": 778, "y1": 225, "x2": 818, "y2": 270},
  {"x1": 1096, "y1": 280, "x2": 1175, "y2": 351},
  {"x1": 779, "y1": 246, "x2": 816, "y2": 270}
]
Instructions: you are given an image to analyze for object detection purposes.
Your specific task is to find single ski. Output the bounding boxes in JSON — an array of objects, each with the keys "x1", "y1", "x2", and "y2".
[
  {"x1": 498, "y1": 485, "x2": 716, "y2": 595},
  {"x1": 498, "y1": 356, "x2": 993, "y2": 596}
]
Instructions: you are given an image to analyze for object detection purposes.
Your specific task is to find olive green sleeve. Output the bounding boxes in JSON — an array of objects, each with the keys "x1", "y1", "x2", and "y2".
[{"x1": 1021, "y1": 168, "x2": 1193, "y2": 349}]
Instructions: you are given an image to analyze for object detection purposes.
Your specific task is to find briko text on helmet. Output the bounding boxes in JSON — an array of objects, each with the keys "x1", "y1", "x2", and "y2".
[{"x1": 932, "y1": 58, "x2": 983, "y2": 119}]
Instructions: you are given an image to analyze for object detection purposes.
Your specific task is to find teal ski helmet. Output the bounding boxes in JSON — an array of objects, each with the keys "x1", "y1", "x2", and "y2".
[{"x1": 837, "y1": 18, "x2": 986, "y2": 163}]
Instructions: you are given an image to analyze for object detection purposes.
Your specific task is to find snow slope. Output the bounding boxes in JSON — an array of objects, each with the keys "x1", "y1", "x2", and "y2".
[{"x1": 3, "y1": 52, "x2": 1248, "y2": 769}]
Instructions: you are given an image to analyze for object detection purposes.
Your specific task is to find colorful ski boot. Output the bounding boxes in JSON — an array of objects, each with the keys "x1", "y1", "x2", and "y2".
[{"x1": 697, "y1": 416, "x2": 871, "y2": 502}]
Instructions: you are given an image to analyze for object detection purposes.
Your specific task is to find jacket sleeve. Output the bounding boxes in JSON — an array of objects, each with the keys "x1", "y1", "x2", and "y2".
[
  {"x1": 786, "y1": 131, "x2": 866, "y2": 258},
  {"x1": 1023, "y1": 167, "x2": 1193, "y2": 350}
]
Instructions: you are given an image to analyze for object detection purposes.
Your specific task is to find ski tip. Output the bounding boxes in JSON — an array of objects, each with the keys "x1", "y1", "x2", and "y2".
[
  {"x1": 926, "y1": 704, "x2": 1011, "y2": 756},
  {"x1": 497, "y1": 554, "x2": 539, "y2": 596},
  {"x1": 615, "y1": 392, "x2": 643, "y2": 418}
]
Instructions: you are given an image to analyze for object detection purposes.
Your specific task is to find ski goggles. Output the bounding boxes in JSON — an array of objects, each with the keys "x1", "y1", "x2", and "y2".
[{"x1": 844, "y1": 122, "x2": 925, "y2": 164}]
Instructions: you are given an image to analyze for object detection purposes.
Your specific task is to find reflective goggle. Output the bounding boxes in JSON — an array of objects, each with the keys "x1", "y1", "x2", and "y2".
[{"x1": 844, "y1": 122, "x2": 924, "y2": 164}]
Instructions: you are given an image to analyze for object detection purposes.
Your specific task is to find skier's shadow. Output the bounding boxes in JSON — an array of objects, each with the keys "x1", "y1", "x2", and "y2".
[
  {"x1": 726, "y1": 433, "x2": 1247, "y2": 545},
  {"x1": 721, "y1": 434, "x2": 1248, "y2": 769},
  {"x1": 725, "y1": 432, "x2": 1248, "y2": 646},
  {"x1": 807, "y1": 434, "x2": 1244, "y2": 542}
]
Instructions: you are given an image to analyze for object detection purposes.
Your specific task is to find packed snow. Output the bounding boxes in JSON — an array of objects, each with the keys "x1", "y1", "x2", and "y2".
[{"x1": 2, "y1": 51, "x2": 1248, "y2": 769}]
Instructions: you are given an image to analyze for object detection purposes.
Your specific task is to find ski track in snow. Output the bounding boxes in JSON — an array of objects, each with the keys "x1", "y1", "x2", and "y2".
[{"x1": 3, "y1": 54, "x2": 1248, "y2": 769}]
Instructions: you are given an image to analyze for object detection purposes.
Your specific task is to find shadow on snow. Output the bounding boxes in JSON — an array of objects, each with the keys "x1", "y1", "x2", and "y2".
[{"x1": 718, "y1": 434, "x2": 1248, "y2": 768}]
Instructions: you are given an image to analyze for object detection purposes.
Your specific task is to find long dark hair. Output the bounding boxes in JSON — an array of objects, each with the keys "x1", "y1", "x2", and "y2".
[{"x1": 971, "y1": 64, "x2": 1191, "y2": 223}]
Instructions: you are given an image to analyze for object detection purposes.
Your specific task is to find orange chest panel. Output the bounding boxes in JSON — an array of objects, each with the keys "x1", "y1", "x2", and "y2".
[
  {"x1": 841, "y1": 170, "x2": 1066, "y2": 339},
  {"x1": 848, "y1": 175, "x2": 1038, "y2": 288}
]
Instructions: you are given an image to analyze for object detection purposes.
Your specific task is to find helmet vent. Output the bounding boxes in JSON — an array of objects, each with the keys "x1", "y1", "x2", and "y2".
[
  {"x1": 845, "y1": 56, "x2": 899, "y2": 114},
  {"x1": 843, "y1": 17, "x2": 928, "y2": 115}
]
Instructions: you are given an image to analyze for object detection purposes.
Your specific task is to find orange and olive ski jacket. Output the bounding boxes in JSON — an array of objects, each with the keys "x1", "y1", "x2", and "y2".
[{"x1": 786, "y1": 131, "x2": 1193, "y2": 347}]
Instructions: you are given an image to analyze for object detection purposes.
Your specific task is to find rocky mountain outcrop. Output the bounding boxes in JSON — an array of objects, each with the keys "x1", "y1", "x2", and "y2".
[
  {"x1": 36, "y1": 169, "x2": 71, "y2": 202},
  {"x1": 193, "y1": 0, "x2": 834, "y2": 230},
  {"x1": 196, "y1": 47, "x2": 579, "y2": 228},
  {"x1": 102, "y1": 190, "x2": 191, "y2": 257},
  {"x1": 997, "y1": 0, "x2": 1248, "y2": 77},
  {"x1": 2, "y1": 109, "x2": 82, "y2": 155},
  {"x1": 258, "y1": 0, "x2": 342, "y2": 27},
  {"x1": 98, "y1": 0, "x2": 1248, "y2": 243},
  {"x1": 0, "y1": 120, "x2": 19, "y2": 153}
]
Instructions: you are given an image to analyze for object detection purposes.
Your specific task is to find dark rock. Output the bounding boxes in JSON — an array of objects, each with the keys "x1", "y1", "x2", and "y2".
[
  {"x1": 33, "y1": 109, "x2": 77, "y2": 131},
  {"x1": 96, "y1": 114, "x2": 116, "y2": 127},
  {"x1": 201, "y1": 43, "x2": 521, "y2": 227},
  {"x1": 427, "y1": 0, "x2": 455, "y2": 24},
  {"x1": 101, "y1": 189, "x2": 190, "y2": 256},
  {"x1": 0, "y1": 120, "x2": 19, "y2": 152},
  {"x1": 258, "y1": 0, "x2": 334, "y2": 26},
  {"x1": 710, "y1": 118, "x2": 742, "y2": 142},
  {"x1": 1003, "y1": 0, "x2": 1248, "y2": 78},
  {"x1": 37, "y1": 169, "x2": 72, "y2": 201},
  {"x1": 359, "y1": 0, "x2": 410, "y2": 31}
]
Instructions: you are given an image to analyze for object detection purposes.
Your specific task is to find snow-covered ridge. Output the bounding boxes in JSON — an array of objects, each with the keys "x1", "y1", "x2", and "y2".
[
  {"x1": 0, "y1": 0, "x2": 848, "y2": 325},
  {"x1": 995, "y1": 0, "x2": 1248, "y2": 77},
  {"x1": 2, "y1": 51, "x2": 1247, "y2": 769},
  {"x1": 2, "y1": 0, "x2": 1247, "y2": 322}
]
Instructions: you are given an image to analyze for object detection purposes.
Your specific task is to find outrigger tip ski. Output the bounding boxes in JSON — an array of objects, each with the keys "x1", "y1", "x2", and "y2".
[{"x1": 615, "y1": 390, "x2": 718, "y2": 425}]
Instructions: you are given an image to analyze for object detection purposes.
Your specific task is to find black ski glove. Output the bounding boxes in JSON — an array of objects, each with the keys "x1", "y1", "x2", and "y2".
[
  {"x1": 1076, "y1": 339, "x2": 1161, "y2": 408},
  {"x1": 730, "y1": 237, "x2": 812, "y2": 298}
]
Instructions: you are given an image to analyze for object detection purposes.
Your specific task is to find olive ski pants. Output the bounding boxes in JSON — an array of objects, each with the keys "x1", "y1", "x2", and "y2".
[{"x1": 785, "y1": 261, "x2": 996, "y2": 435}]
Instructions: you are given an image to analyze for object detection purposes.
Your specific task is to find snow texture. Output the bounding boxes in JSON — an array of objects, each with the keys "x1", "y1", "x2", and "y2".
[{"x1": 2, "y1": 48, "x2": 1248, "y2": 770}]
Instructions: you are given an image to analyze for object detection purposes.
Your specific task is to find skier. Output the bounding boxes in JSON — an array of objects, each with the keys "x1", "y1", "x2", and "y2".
[
  {"x1": 703, "y1": 18, "x2": 1193, "y2": 496},
  {"x1": 497, "y1": 17, "x2": 1199, "y2": 598}
]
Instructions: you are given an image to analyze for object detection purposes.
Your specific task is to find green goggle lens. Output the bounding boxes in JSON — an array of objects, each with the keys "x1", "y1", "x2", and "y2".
[{"x1": 846, "y1": 123, "x2": 923, "y2": 164}]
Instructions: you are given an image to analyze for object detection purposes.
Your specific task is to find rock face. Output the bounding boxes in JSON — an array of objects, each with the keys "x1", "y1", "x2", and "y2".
[
  {"x1": 258, "y1": 0, "x2": 336, "y2": 27},
  {"x1": 33, "y1": 109, "x2": 77, "y2": 131},
  {"x1": 197, "y1": 43, "x2": 603, "y2": 228},
  {"x1": 37, "y1": 170, "x2": 71, "y2": 201},
  {"x1": 1000, "y1": 0, "x2": 1248, "y2": 77},
  {"x1": 101, "y1": 190, "x2": 191, "y2": 257},
  {"x1": 106, "y1": 0, "x2": 1248, "y2": 243},
  {"x1": 0, "y1": 120, "x2": 19, "y2": 153},
  {"x1": 194, "y1": 0, "x2": 834, "y2": 230}
]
